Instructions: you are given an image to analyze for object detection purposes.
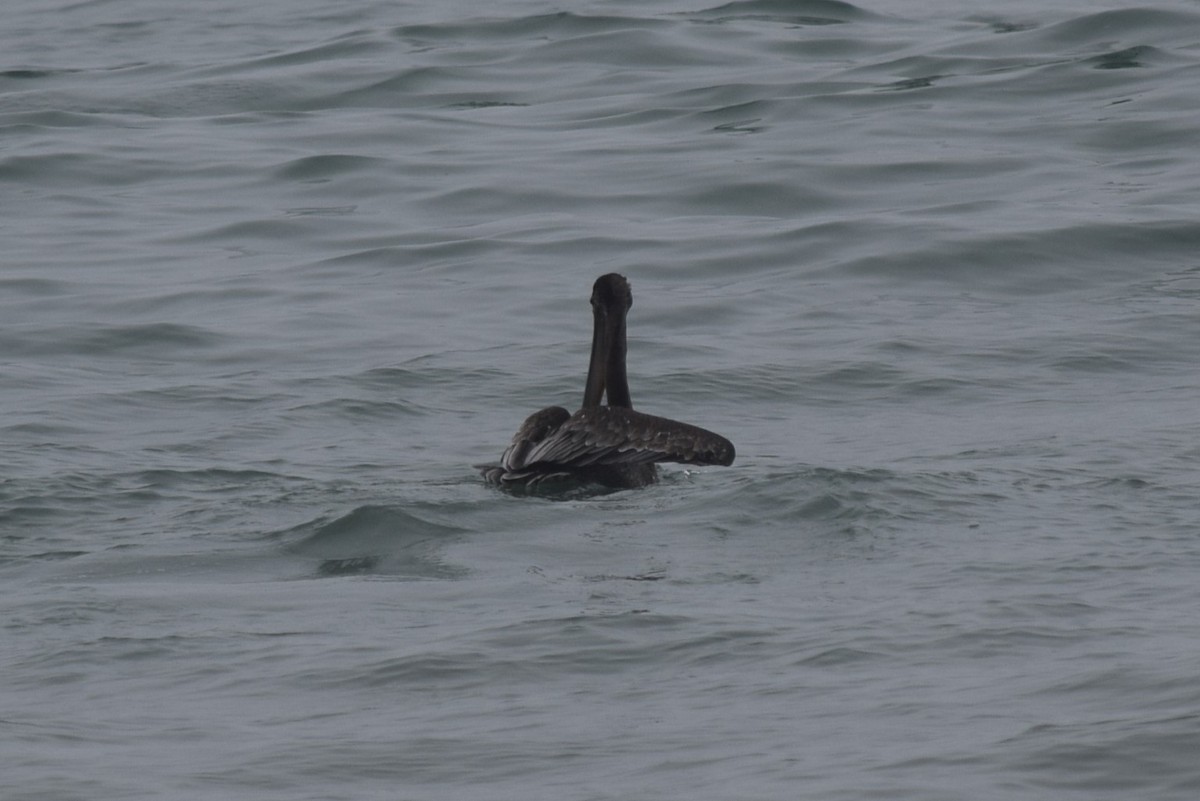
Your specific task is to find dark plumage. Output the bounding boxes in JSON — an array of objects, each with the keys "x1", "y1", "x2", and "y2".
[{"x1": 478, "y1": 274, "x2": 735, "y2": 489}]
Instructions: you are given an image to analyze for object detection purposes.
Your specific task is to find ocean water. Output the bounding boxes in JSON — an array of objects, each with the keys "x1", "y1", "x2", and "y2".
[{"x1": 4, "y1": 0, "x2": 1200, "y2": 798}]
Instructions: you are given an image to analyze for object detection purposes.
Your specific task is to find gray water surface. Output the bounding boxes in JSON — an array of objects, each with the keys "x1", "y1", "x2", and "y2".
[{"x1": 4, "y1": 1, "x2": 1200, "y2": 798}]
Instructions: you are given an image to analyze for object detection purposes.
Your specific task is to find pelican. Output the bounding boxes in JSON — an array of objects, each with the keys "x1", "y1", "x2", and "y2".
[{"x1": 478, "y1": 273, "x2": 734, "y2": 489}]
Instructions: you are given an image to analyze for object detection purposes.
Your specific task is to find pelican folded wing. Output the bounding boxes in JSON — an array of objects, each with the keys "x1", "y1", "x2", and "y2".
[{"x1": 524, "y1": 407, "x2": 735, "y2": 469}]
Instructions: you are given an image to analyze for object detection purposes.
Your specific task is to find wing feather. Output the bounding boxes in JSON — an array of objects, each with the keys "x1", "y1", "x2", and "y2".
[
  {"x1": 500, "y1": 406, "x2": 571, "y2": 471},
  {"x1": 523, "y1": 407, "x2": 735, "y2": 469},
  {"x1": 481, "y1": 406, "x2": 733, "y2": 487}
]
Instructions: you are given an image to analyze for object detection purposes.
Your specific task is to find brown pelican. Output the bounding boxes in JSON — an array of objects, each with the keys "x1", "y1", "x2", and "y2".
[{"x1": 479, "y1": 273, "x2": 735, "y2": 489}]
